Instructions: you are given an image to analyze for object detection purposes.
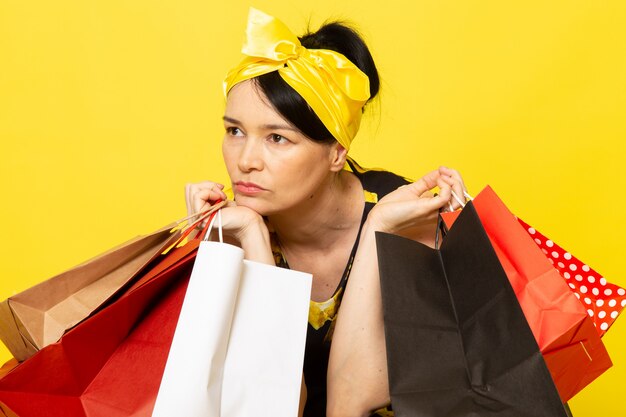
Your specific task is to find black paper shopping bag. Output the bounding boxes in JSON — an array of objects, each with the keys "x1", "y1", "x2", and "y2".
[{"x1": 376, "y1": 202, "x2": 568, "y2": 417}]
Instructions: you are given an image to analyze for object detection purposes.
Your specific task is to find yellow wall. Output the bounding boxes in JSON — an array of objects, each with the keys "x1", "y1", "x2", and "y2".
[{"x1": 1, "y1": 0, "x2": 624, "y2": 414}]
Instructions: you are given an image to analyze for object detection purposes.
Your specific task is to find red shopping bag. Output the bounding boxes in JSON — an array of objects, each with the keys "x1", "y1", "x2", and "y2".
[
  {"x1": 518, "y1": 218, "x2": 626, "y2": 335},
  {"x1": 441, "y1": 186, "x2": 614, "y2": 402},
  {"x1": 0, "y1": 239, "x2": 199, "y2": 417}
]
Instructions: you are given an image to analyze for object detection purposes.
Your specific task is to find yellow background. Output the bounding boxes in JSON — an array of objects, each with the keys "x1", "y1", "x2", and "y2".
[{"x1": 1, "y1": 0, "x2": 624, "y2": 414}]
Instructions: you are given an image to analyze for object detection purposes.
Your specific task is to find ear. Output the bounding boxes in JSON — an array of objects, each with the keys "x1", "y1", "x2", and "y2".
[{"x1": 329, "y1": 143, "x2": 348, "y2": 172}]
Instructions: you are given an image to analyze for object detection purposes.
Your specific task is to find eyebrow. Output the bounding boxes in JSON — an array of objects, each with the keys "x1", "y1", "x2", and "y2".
[{"x1": 222, "y1": 116, "x2": 300, "y2": 132}]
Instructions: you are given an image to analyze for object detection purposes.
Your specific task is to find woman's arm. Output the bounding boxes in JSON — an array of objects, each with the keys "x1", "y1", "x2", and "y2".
[
  {"x1": 325, "y1": 220, "x2": 392, "y2": 417},
  {"x1": 327, "y1": 167, "x2": 466, "y2": 417}
]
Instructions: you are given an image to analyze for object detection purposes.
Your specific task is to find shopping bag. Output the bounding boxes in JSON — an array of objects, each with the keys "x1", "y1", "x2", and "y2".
[
  {"x1": 518, "y1": 217, "x2": 626, "y2": 335},
  {"x1": 219, "y1": 260, "x2": 311, "y2": 416},
  {"x1": 0, "y1": 223, "x2": 181, "y2": 361},
  {"x1": 0, "y1": 361, "x2": 17, "y2": 381},
  {"x1": 440, "y1": 186, "x2": 614, "y2": 401},
  {"x1": 376, "y1": 202, "x2": 568, "y2": 417},
  {"x1": 153, "y1": 212, "x2": 312, "y2": 417},
  {"x1": 0, "y1": 236, "x2": 199, "y2": 417},
  {"x1": 1, "y1": 209, "x2": 312, "y2": 417}
]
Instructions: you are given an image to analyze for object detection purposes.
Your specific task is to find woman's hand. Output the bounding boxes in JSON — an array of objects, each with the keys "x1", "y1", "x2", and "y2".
[
  {"x1": 185, "y1": 181, "x2": 257, "y2": 241},
  {"x1": 185, "y1": 181, "x2": 273, "y2": 264},
  {"x1": 217, "y1": 203, "x2": 266, "y2": 244},
  {"x1": 366, "y1": 167, "x2": 467, "y2": 243},
  {"x1": 185, "y1": 181, "x2": 228, "y2": 218}
]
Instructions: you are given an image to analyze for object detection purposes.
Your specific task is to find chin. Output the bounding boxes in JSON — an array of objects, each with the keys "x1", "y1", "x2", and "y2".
[{"x1": 233, "y1": 195, "x2": 275, "y2": 216}]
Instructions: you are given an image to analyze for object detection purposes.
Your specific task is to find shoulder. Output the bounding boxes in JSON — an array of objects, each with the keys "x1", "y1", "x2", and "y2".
[{"x1": 346, "y1": 157, "x2": 411, "y2": 201}]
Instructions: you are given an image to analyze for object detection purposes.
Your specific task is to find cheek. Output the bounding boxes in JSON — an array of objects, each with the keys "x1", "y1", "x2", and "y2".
[
  {"x1": 271, "y1": 155, "x2": 328, "y2": 197},
  {"x1": 221, "y1": 140, "x2": 238, "y2": 175}
]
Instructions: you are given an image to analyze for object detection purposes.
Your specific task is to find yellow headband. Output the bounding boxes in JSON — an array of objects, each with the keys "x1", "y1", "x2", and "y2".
[{"x1": 223, "y1": 8, "x2": 371, "y2": 150}]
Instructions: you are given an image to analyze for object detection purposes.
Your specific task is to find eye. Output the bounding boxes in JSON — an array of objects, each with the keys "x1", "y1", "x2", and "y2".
[
  {"x1": 226, "y1": 126, "x2": 243, "y2": 136},
  {"x1": 269, "y1": 134, "x2": 289, "y2": 144}
]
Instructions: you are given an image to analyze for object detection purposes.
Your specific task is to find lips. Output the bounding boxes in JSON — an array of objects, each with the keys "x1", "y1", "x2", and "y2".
[{"x1": 234, "y1": 181, "x2": 266, "y2": 195}]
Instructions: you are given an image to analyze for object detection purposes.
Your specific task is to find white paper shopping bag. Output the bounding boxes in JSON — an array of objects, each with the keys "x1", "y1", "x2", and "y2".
[
  {"x1": 220, "y1": 260, "x2": 312, "y2": 417},
  {"x1": 152, "y1": 210, "x2": 312, "y2": 417},
  {"x1": 152, "y1": 239, "x2": 244, "y2": 416}
]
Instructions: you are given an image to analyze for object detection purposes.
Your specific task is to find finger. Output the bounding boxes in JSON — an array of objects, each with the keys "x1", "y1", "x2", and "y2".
[
  {"x1": 400, "y1": 176, "x2": 451, "y2": 215},
  {"x1": 192, "y1": 187, "x2": 227, "y2": 207},
  {"x1": 440, "y1": 177, "x2": 464, "y2": 210},
  {"x1": 435, "y1": 177, "x2": 452, "y2": 205},
  {"x1": 439, "y1": 166, "x2": 463, "y2": 181},
  {"x1": 185, "y1": 184, "x2": 192, "y2": 218},
  {"x1": 439, "y1": 166, "x2": 466, "y2": 193},
  {"x1": 402, "y1": 169, "x2": 442, "y2": 197},
  {"x1": 449, "y1": 190, "x2": 466, "y2": 210},
  {"x1": 209, "y1": 186, "x2": 228, "y2": 202},
  {"x1": 213, "y1": 183, "x2": 228, "y2": 200},
  {"x1": 439, "y1": 167, "x2": 466, "y2": 210},
  {"x1": 199, "y1": 201, "x2": 214, "y2": 229},
  {"x1": 404, "y1": 190, "x2": 451, "y2": 227},
  {"x1": 189, "y1": 184, "x2": 227, "y2": 205},
  {"x1": 192, "y1": 191, "x2": 212, "y2": 215},
  {"x1": 405, "y1": 178, "x2": 451, "y2": 216},
  {"x1": 189, "y1": 181, "x2": 227, "y2": 197}
]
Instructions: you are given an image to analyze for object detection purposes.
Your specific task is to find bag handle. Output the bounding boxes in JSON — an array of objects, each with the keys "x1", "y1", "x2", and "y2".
[
  {"x1": 450, "y1": 189, "x2": 473, "y2": 209},
  {"x1": 162, "y1": 201, "x2": 226, "y2": 253},
  {"x1": 436, "y1": 190, "x2": 474, "y2": 249},
  {"x1": 435, "y1": 215, "x2": 445, "y2": 250},
  {"x1": 203, "y1": 209, "x2": 223, "y2": 243}
]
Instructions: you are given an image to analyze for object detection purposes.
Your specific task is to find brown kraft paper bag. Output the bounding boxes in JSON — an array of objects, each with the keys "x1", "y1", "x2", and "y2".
[{"x1": 0, "y1": 223, "x2": 181, "y2": 361}]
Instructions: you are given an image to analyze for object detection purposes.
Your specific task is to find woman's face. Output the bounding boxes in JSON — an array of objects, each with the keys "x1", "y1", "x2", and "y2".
[{"x1": 222, "y1": 80, "x2": 342, "y2": 216}]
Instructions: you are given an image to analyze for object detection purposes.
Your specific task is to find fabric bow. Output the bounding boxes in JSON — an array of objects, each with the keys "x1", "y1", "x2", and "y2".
[{"x1": 223, "y1": 8, "x2": 371, "y2": 150}]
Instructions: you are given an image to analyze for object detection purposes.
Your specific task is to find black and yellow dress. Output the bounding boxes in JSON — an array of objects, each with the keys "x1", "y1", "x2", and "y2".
[{"x1": 270, "y1": 158, "x2": 409, "y2": 417}]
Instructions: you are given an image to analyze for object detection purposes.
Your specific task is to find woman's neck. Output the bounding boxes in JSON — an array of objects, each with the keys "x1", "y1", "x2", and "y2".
[{"x1": 267, "y1": 170, "x2": 363, "y2": 251}]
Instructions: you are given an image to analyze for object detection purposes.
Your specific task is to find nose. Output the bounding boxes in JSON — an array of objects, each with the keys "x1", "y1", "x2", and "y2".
[{"x1": 237, "y1": 136, "x2": 264, "y2": 173}]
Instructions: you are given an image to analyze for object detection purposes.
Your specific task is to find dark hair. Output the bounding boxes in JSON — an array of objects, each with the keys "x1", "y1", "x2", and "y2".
[{"x1": 253, "y1": 22, "x2": 380, "y2": 144}]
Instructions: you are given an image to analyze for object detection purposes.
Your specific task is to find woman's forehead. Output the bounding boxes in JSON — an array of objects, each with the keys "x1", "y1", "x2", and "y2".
[{"x1": 224, "y1": 81, "x2": 292, "y2": 127}]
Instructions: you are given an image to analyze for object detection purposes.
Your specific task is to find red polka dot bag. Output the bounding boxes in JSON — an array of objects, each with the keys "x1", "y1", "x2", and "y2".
[
  {"x1": 441, "y1": 186, "x2": 621, "y2": 402},
  {"x1": 518, "y1": 218, "x2": 625, "y2": 336}
]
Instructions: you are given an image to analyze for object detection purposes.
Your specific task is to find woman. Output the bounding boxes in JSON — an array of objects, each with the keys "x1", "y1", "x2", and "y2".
[{"x1": 185, "y1": 8, "x2": 467, "y2": 417}]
